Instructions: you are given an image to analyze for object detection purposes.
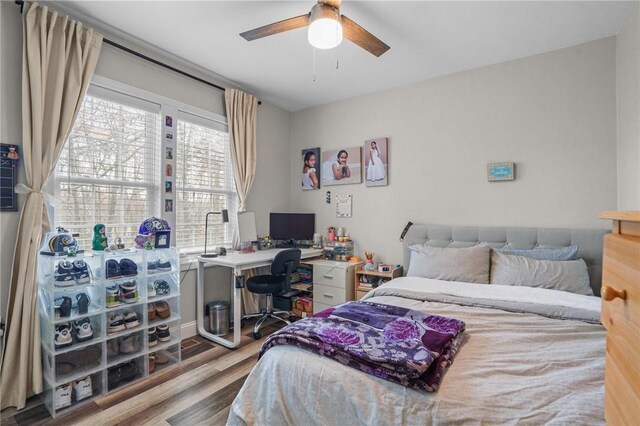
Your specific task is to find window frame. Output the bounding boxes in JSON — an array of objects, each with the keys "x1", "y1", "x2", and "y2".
[{"x1": 49, "y1": 75, "x2": 235, "y2": 255}]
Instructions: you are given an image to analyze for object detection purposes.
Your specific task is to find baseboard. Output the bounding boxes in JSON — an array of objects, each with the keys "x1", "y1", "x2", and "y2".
[{"x1": 181, "y1": 320, "x2": 197, "y2": 339}]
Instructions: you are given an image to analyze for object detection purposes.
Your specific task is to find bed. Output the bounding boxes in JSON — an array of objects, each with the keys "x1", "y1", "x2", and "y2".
[{"x1": 228, "y1": 224, "x2": 610, "y2": 425}]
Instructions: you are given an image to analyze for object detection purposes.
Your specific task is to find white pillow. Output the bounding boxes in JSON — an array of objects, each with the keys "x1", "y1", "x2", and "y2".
[
  {"x1": 407, "y1": 244, "x2": 491, "y2": 284},
  {"x1": 490, "y1": 251, "x2": 593, "y2": 296}
]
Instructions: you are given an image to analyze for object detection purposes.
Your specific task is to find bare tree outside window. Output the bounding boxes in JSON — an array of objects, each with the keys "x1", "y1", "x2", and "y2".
[
  {"x1": 176, "y1": 118, "x2": 237, "y2": 252},
  {"x1": 55, "y1": 95, "x2": 160, "y2": 249}
]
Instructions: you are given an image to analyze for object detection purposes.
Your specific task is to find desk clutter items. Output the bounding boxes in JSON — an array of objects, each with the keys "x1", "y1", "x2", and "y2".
[
  {"x1": 323, "y1": 226, "x2": 354, "y2": 261},
  {"x1": 364, "y1": 251, "x2": 376, "y2": 271},
  {"x1": 38, "y1": 227, "x2": 181, "y2": 418}
]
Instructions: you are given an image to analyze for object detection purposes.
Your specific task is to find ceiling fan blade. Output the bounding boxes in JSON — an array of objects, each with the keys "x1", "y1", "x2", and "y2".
[
  {"x1": 319, "y1": 0, "x2": 342, "y2": 9},
  {"x1": 240, "y1": 14, "x2": 310, "y2": 41},
  {"x1": 341, "y1": 15, "x2": 390, "y2": 57}
]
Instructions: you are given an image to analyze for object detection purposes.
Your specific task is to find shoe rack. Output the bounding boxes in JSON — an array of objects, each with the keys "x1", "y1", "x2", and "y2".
[{"x1": 38, "y1": 246, "x2": 181, "y2": 418}]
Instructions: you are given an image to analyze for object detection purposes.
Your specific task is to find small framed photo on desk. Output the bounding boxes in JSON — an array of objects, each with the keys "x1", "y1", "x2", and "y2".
[{"x1": 155, "y1": 230, "x2": 170, "y2": 249}]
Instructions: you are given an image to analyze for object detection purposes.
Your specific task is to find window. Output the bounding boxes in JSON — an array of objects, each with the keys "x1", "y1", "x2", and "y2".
[
  {"x1": 176, "y1": 114, "x2": 237, "y2": 252},
  {"x1": 54, "y1": 89, "x2": 161, "y2": 249},
  {"x1": 54, "y1": 79, "x2": 237, "y2": 253}
]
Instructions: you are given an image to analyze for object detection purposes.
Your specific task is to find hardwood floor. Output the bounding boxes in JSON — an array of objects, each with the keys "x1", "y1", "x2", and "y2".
[{"x1": 1, "y1": 323, "x2": 284, "y2": 426}]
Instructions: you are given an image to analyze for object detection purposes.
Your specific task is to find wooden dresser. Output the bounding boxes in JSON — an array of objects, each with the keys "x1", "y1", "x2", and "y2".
[{"x1": 600, "y1": 211, "x2": 640, "y2": 425}]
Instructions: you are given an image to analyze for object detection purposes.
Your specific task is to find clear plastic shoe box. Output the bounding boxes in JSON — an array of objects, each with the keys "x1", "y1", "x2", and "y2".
[{"x1": 38, "y1": 233, "x2": 181, "y2": 418}]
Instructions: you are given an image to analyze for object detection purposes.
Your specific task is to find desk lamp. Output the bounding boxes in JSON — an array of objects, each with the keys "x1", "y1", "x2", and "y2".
[{"x1": 202, "y1": 209, "x2": 229, "y2": 258}]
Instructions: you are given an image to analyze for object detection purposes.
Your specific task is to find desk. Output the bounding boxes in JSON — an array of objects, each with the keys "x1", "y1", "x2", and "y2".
[{"x1": 197, "y1": 248, "x2": 323, "y2": 348}]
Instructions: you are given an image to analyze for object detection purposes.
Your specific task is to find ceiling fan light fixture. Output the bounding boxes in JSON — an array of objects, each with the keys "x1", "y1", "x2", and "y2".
[{"x1": 308, "y1": 4, "x2": 343, "y2": 50}]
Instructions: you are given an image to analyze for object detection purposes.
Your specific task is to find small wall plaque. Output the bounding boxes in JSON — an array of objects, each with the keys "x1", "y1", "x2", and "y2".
[{"x1": 487, "y1": 162, "x2": 515, "y2": 182}]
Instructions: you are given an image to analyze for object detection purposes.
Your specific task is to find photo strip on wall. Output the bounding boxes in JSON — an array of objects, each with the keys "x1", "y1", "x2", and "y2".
[{"x1": 162, "y1": 109, "x2": 177, "y2": 244}]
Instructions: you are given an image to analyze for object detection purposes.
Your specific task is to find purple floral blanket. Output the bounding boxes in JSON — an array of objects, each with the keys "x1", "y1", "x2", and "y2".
[{"x1": 260, "y1": 301, "x2": 466, "y2": 392}]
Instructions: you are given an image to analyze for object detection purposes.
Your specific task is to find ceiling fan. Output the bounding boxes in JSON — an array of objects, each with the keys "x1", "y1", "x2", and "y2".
[{"x1": 240, "y1": 0, "x2": 390, "y2": 57}]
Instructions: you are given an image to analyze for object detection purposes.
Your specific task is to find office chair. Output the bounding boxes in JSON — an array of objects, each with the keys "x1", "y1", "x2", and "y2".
[{"x1": 242, "y1": 248, "x2": 301, "y2": 339}]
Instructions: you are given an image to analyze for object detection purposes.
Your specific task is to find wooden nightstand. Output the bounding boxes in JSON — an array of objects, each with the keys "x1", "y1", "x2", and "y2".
[{"x1": 355, "y1": 265, "x2": 403, "y2": 300}]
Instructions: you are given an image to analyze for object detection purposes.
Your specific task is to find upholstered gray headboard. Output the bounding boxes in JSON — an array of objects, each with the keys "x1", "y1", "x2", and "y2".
[{"x1": 403, "y1": 224, "x2": 610, "y2": 296}]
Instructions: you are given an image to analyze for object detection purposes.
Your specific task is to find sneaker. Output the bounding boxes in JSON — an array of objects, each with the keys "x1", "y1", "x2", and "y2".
[
  {"x1": 148, "y1": 353, "x2": 156, "y2": 374},
  {"x1": 54, "y1": 296, "x2": 72, "y2": 318},
  {"x1": 147, "y1": 303, "x2": 157, "y2": 321},
  {"x1": 153, "y1": 301, "x2": 171, "y2": 320},
  {"x1": 73, "y1": 376, "x2": 93, "y2": 401},
  {"x1": 148, "y1": 327, "x2": 158, "y2": 347},
  {"x1": 153, "y1": 279, "x2": 170, "y2": 296},
  {"x1": 75, "y1": 292, "x2": 90, "y2": 315},
  {"x1": 105, "y1": 259, "x2": 121, "y2": 279},
  {"x1": 54, "y1": 260, "x2": 76, "y2": 286},
  {"x1": 119, "y1": 335, "x2": 140, "y2": 354},
  {"x1": 72, "y1": 260, "x2": 91, "y2": 284},
  {"x1": 120, "y1": 281, "x2": 138, "y2": 304},
  {"x1": 73, "y1": 318, "x2": 94, "y2": 342},
  {"x1": 106, "y1": 284, "x2": 121, "y2": 308},
  {"x1": 123, "y1": 309, "x2": 139, "y2": 329},
  {"x1": 108, "y1": 312, "x2": 126, "y2": 334},
  {"x1": 156, "y1": 324, "x2": 171, "y2": 342},
  {"x1": 107, "y1": 338, "x2": 119, "y2": 358},
  {"x1": 147, "y1": 281, "x2": 156, "y2": 298},
  {"x1": 55, "y1": 323, "x2": 73, "y2": 349},
  {"x1": 155, "y1": 352, "x2": 169, "y2": 365},
  {"x1": 157, "y1": 259, "x2": 171, "y2": 272},
  {"x1": 147, "y1": 260, "x2": 158, "y2": 275},
  {"x1": 108, "y1": 360, "x2": 139, "y2": 389},
  {"x1": 54, "y1": 383, "x2": 72, "y2": 409},
  {"x1": 119, "y1": 259, "x2": 138, "y2": 277}
]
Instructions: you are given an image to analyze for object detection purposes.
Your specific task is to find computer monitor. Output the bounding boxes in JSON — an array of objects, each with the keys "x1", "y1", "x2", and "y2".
[{"x1": 270, "y1": 213, "x2": 315, "y2": 241}]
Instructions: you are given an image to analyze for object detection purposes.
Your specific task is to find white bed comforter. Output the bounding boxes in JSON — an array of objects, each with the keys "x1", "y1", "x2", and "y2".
[{"x1": 228, "y1": 277, "x2": 605, "y2": 426}]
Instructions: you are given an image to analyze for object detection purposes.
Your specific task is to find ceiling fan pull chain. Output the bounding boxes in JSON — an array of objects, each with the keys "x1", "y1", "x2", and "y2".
[
  {"x1": 335, "y1": 9, "x2": 340, "y2": 70},
  {"x1": 313, "y1": 47, "x2": 317, "y2": 82}
]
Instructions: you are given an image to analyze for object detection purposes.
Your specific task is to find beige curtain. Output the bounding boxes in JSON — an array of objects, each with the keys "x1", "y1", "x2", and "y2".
[
  {"x1": 224, "y1": 88, "x2": 260, "y2": 313},
  {"x1": 225, "y1": 88, "x2": 258, "y2": 213},
  {"x1": 0, "y1": 2, "x2": 102, "y2": 409}
]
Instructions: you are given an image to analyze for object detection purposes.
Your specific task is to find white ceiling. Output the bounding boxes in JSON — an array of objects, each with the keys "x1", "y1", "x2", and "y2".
[{"x1": 56, "y1": 1, "x2": 635, "y2": 112}]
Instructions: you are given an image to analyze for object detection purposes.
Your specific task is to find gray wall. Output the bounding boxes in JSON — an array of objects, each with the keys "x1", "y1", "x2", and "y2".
[
  {"x1": 289, "y1": 38, "x2": 618, "y2": 267},
  {"x1": 0, "y1": 2, "x2": 292, "y2": 325},
  {"x1": 0, "y1": 1, "x2": 26, "y2": 328},
  {"x1": 617, "y1": 3, "x2": 640, "y2": 210}
]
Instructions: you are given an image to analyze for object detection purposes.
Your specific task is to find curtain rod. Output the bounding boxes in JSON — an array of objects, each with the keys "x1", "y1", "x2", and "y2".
[{"x1": 14, "y1": 1, "x2": 261, "y2": 105}]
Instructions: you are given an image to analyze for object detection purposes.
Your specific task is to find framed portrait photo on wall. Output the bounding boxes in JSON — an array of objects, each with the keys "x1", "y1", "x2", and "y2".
[
  {"x1": 364, "y1": 137, "x2": 388, "y2": 187},
  {"x1": 301, "y1": 147, "x2": 320, "y2": 190},
  {"x1": 321, "y1": 147, "x2": 362, "y2": 186}
]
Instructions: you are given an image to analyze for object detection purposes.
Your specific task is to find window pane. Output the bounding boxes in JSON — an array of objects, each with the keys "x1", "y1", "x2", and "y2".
[
  {"x1": 55, "y1": 94, "x2": 160, "y2": 248},
  {"x1": 176, "y1": 117, "x2": 237, "y2": 251}
]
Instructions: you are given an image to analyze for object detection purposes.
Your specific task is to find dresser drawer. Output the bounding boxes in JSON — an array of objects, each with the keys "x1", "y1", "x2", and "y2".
[
  {"x1": 314, "y1": 265, "x2": 347, "y2": 289},
  {"x1": 313, "y1": 283, "x2": 346, "y2": 306},
  {"x1": 601, "y1": 235, "x2": 640, "y2": 342},
  {"x1": 313, "y1": 301, "x2": 333, "y2": 314},
  {"x1": 605, "y1": 338, "x2": 640, "y2": 424}
]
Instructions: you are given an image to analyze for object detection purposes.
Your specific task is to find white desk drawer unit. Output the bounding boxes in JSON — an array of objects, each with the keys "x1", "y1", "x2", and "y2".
[
  {"x1": 307, "y1": 259, "x2": 361, "y2": 314},
  {"x1": 314, "y1": 283, "x2": 347, "y2": 305},
  {"x1": 314, "y1": 265, "x2": 348, "y2": 288}
]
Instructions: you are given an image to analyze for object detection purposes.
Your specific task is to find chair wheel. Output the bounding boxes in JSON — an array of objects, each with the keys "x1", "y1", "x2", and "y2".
[
  {"x1": 289, "y1": 316, "x2": 297, "y2": 323},
  {"x1": 252, "y1": 332, "x2": 261, "y2": 340}
]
